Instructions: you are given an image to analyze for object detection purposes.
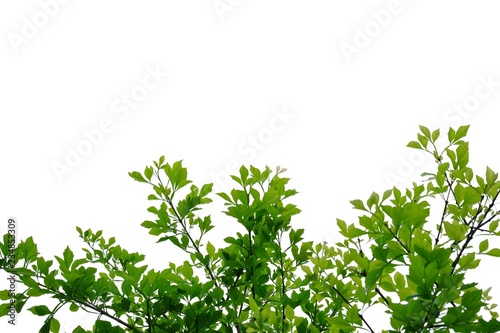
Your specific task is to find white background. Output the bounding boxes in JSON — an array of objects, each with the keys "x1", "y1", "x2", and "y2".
[{"x1": 1, "y1": 1, "x2": 500, "y2": 331}]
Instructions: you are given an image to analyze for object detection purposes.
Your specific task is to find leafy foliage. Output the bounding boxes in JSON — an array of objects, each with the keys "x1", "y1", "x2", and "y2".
[{"x1": 1, "y1": 125, "x2": 500, "y2": 332}]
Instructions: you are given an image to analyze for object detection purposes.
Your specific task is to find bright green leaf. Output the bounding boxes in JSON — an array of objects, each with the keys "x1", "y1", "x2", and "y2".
[{"x1": 479, "y1": 239, "x2": 489, "y2": 253}]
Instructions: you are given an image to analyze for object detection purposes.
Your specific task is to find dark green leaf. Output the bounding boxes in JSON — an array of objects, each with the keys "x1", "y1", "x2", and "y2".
[{"x1": 28, "y1": 305, "x2": 52, "y2": 316}]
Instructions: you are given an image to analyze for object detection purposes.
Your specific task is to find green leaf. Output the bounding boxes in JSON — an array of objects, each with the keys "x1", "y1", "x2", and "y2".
[
  {"x1": 94, "y1": 320, "x2": 112, "y2": 332},
  {"x1": 328, "y1": 317, "x2": 354, "y2": 330},
  {"x1": 346, "y1": 224, "x2": 365, "y2": 238},
  {"x1": 128, "y1": 171, "x2": 147, "y2": 183},
  {"x1": 20, "y1": 275, "x2": 40, "y2": 289},
  {"x1": 239, "y1": 165, "x2": 249, "y2": 184},
  {"x1": 417, "y1": 133, "x2": 429, "y2": 148},
  {"x1": 147, "y1": 194, "x2": 159, "y2": 200},
  {"x1": 479, "y1": 239, "x2": 489, "y2": 253},
  {"x1": 249, "y1": 297, "x2": 259, "y2": 314},
  {"x1": 350, "y1": 199, "x2": 367, "y2": 211},
  {"x1": 50, "y1": 317, "x2": 61, "y2": 333},
  {"x1": 0, "y1": 290, "x2": 12, "y2": 300},
  {"x1": 28, "y1": 305, "x2": 52, "y2": 316},
  {"x1": 476, "y1": 175, "x2": 486, "y2": 191},
  {"x1": 206, "y1": 241, "x2": 215, "y2": 256},
  {"x1": 40, "y1": 318, "x2": 51, "y2": 333},
  {"x1": 27, "y1": 288, "x2": 47, "y2": 297},
  {"x1": 455, "y1": 125, "x2": 470, "y2": 141},
  {"x1": 446, "y1": 148, "x2": 457, "y2": 166},
  {"x1": 456, "y1": 142, "x2": 469, "y2": 169},
  {"x1": 485, "y1": 249, "x2": 500, "y2": 257},
  {"x1": 285, "y1": 305, "x2": 295, "y2": 321},
  {"x1": 164, "y1": 160, "x2": 191, "y2": 191},
  {"x1": 462, "y1": 289, "x2": 483, "y2": 311},
  {"x1": 419, "y1": 125, "x2": 431, "y2": 139},
  {"x1": 200, "y1": 183, "x2": 213, "y2": 197},
  {"x1": 232, "y1": 176, "x2": 244, "y2": 189},
  {"x1": 407, "y1": 141, "x2": 422, "y2": 149},
  {"x1": 431, "y1": 128, "x2": 440, "y2": 142},
  {"x1": 337, "y1": 219, "x2": 347, "y2": 234},
  {"x1": 63, "y1": 247, "x2": 74, "y2": 268},
  {"x1": 448, "y1": 127, "x2": 456, "y2": 142},
  {"x1": 367, "y1": 192, "x2": 379, "y2": 209},
  {"x1": 73, "y1": 326, "x2": 89, "y2": 333},
  {"x1": 443, "y1": 307, "x2": 461, "y2": 326},
  {"x1": 458, "y1": 253, "x2": 480, "y2": 270},
  {"x1": 444, "y1": 220, "x2": 467, "y2": 242},
  {"x1": 19, "y1": 236, "x2": 39, "y2": 263},
  {"x1": 144, "y1": 166, "x2": 153, "y2": 181},
  {"x1": 489, "y1": 220, "x2": 499, "y2": 233},
  {"x1": 486, "y1": 166, "x2": 498, "y2": 184},
  {"x1": 394, "y1": 271, "x2": 406, "y2": 289},
  {"x1": 217, "y1": 192, "x2": 233, "y2": 204},
  {"x1": 382, "y1": 189, "x2": 392, "y2": 202},
  {"x1": 0, "y1": 303, "x2": 10, "y2": 317}
]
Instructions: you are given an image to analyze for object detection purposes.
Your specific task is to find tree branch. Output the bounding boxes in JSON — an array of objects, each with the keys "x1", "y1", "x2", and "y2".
[
  {"x1": 32, "y1": 279, "x2": 136, "y2": 330},
  {"x1": 451, "y1": 188, "x2": 500, "y2": 275},
  {"x1": 330, "y1": 284, "x2": 375, "y2": 333}
]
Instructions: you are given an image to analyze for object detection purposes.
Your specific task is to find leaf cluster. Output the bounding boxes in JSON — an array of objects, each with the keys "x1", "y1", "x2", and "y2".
[{"x1": 1, "y1": 126, "x2": 500, "y2": 332}]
